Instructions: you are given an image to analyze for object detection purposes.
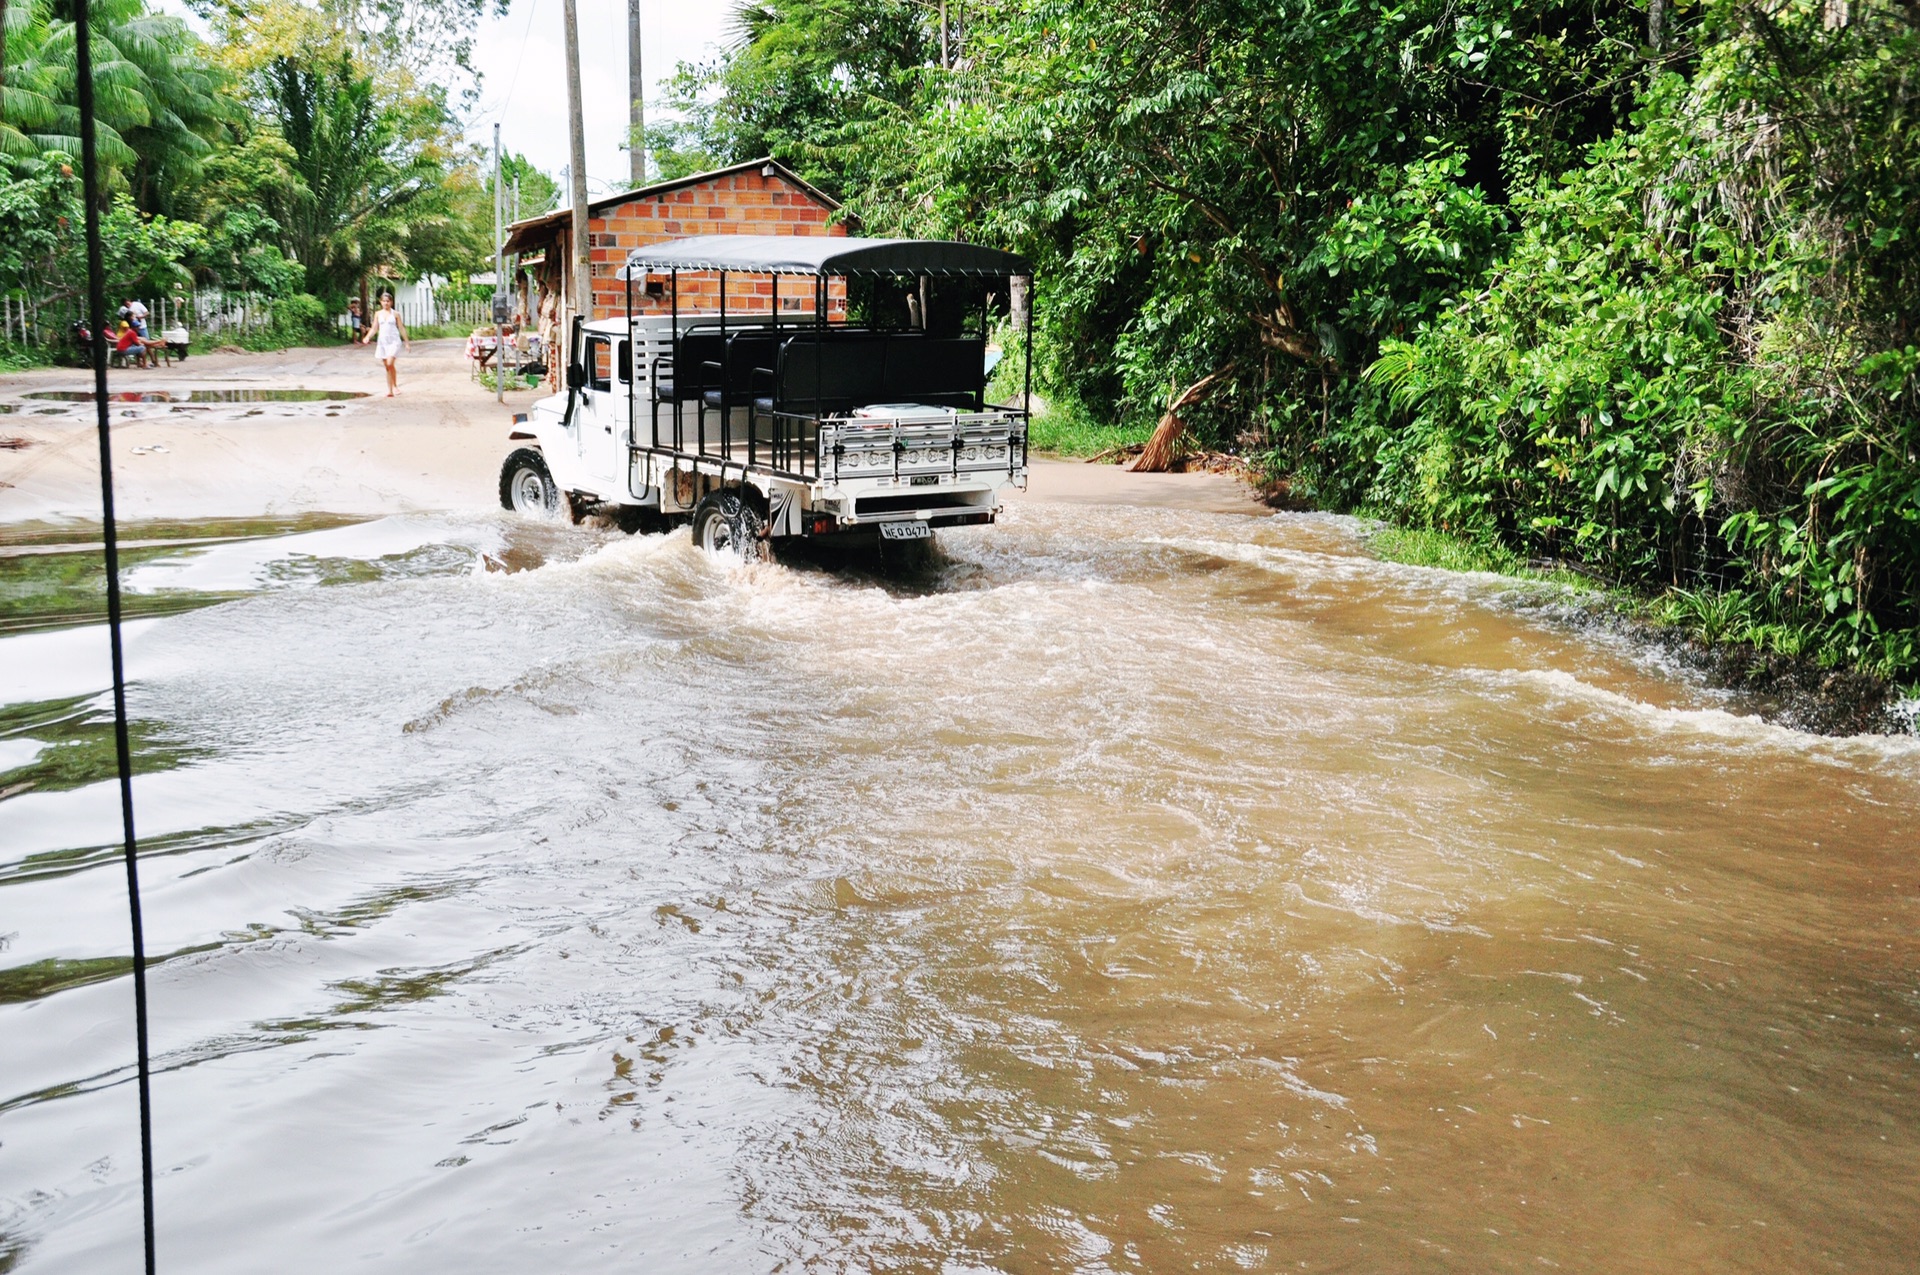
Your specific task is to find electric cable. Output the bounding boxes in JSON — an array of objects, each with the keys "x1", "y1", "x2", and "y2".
[
  {"x1": 495, "y1": 0, "x2": 541, "y2": 122},
  {"x1": 74, "y1": 0, "x2": 158, "y2": 1269}
]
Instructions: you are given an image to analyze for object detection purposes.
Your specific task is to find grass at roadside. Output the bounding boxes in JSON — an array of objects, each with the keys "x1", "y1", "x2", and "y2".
[
  {"x1": 1366, "y1": 524, "x2": 1528, "y2": 575},
  {"x1": 0, "y1": 693, "x2": 212, "y2": 797},
  {"x1": 192, "y1": 327, "x2": 356, "y2": 355},
  {"x1": 478, "y1": 365, "x2": 541, "y2": 393},
  {"x1": 0, "y1": 344, "x2": 51, "y2": 372},
  {"x1": 0, "y1": 541, "x2": 246, "y2": 631},
  {"x1": 987, "y1": 341, "x2": 1153, "y2": 459},
  {"x1": 1366, "y1": 520, "x2": 1828, "y2": 651},
  {"x1": 0, "y1": 515, "x2": 362, "y2": 632},
  {"x1": 1027, "y1": 400, "x2": 1151, "y2": 458},
  {"x1": 1366, "y1": 523, "x2": 1604, "y2": 594}
]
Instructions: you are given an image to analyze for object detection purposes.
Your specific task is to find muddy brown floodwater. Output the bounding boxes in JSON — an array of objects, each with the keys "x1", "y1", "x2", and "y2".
[{"x1": 1, "y1": 503, "x2": 1916, "y2": 1273}]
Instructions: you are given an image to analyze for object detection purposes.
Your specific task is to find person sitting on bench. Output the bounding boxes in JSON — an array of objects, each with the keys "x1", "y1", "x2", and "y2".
[{"x1": 112, "y1": 320, "x2": 166, "y2": 368}]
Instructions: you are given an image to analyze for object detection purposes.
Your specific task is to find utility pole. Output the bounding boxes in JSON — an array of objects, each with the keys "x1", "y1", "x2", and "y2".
[
  {"x1": 510, "y1": 176, "x2": 522, "y2": 340},
  {"x1": 940, "y1": 0, "x2": 949, "y2": 70},
  {"x1": 563, "y1": 0, "x2": 592, "y2": 328},
  {"x1": 628, "y1": 0, "x2": 646, "y2": 187},
  {"x1": 493, "y1": 121, "x2": 505, "y2": 404}
]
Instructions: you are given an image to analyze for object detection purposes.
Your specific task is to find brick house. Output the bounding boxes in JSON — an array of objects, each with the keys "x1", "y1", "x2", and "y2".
[{"x1": 502, "y1": 157, "x2": 847, "y2": 332}]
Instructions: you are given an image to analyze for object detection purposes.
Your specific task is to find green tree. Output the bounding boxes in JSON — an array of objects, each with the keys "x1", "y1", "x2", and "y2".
[
  {"x1": 658, "y1": 0, "x2": 934, "y2": 197},
  {"x1": 0, "y1": 152, "x2": 208, "y2": 308},
  {"x1": 309, "y1": 0, "x2": 509, "y2": 105},
  {"x1": 495, "y1": 151, "x2": 557, "y2": 221},
  {"x1": 1, "y1": 0, "x2": 233, "y2": 208},
  {"x1": 845, "y1": 0, "x2": 1642, "y2": 452},
  {"x1": 225, "y1": 3, "x2": 476, "y2": 295},
  {"x1": 169, "y1": 130, "x2": 307, "y2": 293}
]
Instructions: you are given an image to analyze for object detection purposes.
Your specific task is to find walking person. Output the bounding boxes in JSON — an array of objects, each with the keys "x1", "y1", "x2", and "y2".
[{"x1": 361, "y1": 291, "x2": 410, "y2": 397}]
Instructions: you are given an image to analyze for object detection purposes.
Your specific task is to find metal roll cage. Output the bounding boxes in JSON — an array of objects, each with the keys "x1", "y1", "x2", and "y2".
[{"x1": 600, "y1": 235, "x2": 1035, "y2": 488}]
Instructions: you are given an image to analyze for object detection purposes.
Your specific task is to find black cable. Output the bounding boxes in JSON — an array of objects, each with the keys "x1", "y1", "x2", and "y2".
[{"x1": 73, "y1": 0, "x2": 158, "y2": 1269}]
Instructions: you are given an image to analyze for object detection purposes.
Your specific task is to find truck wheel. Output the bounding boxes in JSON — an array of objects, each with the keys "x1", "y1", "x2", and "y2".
[
  {"x1": 500, "y1": 448, "x2": 560, "y2": 519},
  {"x1": 691, "y1": 490, "x2": 765, "y2": 562}
]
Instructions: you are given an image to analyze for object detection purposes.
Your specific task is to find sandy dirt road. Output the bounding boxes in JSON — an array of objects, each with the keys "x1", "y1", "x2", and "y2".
[{"x1": 0, "y1": 339, "x2": 1259, "y2": 527}]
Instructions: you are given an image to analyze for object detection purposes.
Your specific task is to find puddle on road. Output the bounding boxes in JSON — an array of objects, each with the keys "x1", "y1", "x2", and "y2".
[
  {"x1": 0, "y1": 514, "x2": 563, "y2": 633},
  {"x1": 0, "y1": 541, "x2": 246, "y2": 632},
  {"x1": 0, "y1": 514, "x2": 368, "y2": 551},
  {"x1": 22, "y1": 389, "x2": 369, "y2": 405},
  {"x1": 0, "y1": 509, "x2": 625, "y2": 641},
  {"x1": 0, "y1": 516, "x2": 357, "y2": 634},
  {"x1": 0, "y1": 692, "x2": 210, "y2": 806}
]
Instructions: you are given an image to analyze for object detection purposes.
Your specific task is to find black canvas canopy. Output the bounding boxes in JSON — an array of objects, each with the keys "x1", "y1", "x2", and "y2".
[{"x1": 618, "y1": 235, "x2": 1030, "y2": 279}]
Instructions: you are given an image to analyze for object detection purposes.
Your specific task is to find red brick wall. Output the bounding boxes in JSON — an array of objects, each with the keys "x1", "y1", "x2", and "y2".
[{"x1": 583, "y1": 171, "x2": 846, "y2": 320}]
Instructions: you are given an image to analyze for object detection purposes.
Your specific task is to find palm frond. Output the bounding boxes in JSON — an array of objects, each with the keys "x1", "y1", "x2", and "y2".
[{"x1": 1364, "y1": 339, "x2": 1429, "y2": 415}]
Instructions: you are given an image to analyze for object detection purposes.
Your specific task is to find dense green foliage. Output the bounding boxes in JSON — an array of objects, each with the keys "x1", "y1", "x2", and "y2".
[
  {"x1": 0, "y1": 159, "x2": 209, "y2": 305},
  {"x1": 1354, "y1": 9, "x2": 1920, "y2": 677},
  {"x1": 672, "y1": 0, "x2": 1920, "y2": 685}
]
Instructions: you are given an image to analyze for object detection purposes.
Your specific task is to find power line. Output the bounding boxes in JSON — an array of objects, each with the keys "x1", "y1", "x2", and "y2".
[
  {"x1": 496, "y1": 0, "x2": 542, "y2": 119},
  {"x1": 74, "y1": 0, "x2": 157, "y2": 1271}
]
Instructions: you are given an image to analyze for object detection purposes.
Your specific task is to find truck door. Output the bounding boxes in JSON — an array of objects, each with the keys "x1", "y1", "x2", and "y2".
[{"x1": 574, "y1": 334, "x2": 623, "y2": 493}]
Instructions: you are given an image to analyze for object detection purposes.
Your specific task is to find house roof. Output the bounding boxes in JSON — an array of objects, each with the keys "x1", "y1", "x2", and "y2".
[
  {"x1": 617, "y1": 235, "x2": 1031, "y2": 279},
  {"x1": 501, "y1": 158, "x2": 840, "y2": 255}
]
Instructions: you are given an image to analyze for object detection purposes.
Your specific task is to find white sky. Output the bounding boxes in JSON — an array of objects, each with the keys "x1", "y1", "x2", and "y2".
[
  {"x1": 463, "y1": 0, "x2": 734, "y2": 200},
  {"x1": 157, "y1": 0, "x2": 735, "y2": 204}
]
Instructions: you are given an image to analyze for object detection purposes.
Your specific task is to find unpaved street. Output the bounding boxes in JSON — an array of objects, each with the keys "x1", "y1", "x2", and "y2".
[{"x1": 0, "y1": 340, "x2": 1259, "y2": 527}]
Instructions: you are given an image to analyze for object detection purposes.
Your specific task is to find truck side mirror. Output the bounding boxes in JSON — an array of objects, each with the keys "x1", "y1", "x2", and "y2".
[{"x1": 567, "y1": 362, "x2": 586, "y2": 391}]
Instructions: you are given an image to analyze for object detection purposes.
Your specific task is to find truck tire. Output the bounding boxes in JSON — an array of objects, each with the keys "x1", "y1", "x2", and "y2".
[
  {"x1": 499, "y1": 448, "x2": 560, "y2": 519},
  {"x1": 691, "y1": 490, "x2": 766, "y2": 562}
]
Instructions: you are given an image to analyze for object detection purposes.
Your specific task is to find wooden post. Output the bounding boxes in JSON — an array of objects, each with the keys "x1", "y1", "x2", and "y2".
[
  {"x1": 628, "y1": 0, "x2": 646, "y2": 187},
  {"x1": 494, "y1": 121, "x2": 506, "y2": 403}
]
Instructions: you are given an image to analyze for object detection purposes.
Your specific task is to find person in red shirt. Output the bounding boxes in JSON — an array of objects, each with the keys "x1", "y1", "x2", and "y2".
[{"x1": 114, "y1": 321, "x2": 161, "y2": 367}]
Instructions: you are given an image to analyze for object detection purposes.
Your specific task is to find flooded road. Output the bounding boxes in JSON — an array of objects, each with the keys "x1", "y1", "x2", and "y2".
[{"x1": 2, "y1": 504, "x2": 1917, "y2": 1272}]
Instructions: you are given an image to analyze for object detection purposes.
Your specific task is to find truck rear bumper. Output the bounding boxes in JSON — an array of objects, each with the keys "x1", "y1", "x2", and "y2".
[{"x1": 797, "y1": 482, "x2": 1007, "y2": 536}]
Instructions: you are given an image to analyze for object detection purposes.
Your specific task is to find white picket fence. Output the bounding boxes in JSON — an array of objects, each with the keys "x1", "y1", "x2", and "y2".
[
  {"x1": 0, "y1": 287, "x2": 282, "y2": 350},
  {"x1": 334, "y1": 297, "x2": 495, "y2": 333},
  {"x1": 1, "y1": 288, "x2": 505, "y2": 352}
]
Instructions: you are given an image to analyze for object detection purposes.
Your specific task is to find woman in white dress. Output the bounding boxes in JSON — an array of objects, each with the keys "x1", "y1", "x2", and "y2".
[{"x1": 361, "y1": 292, "x2": 410, "y2": 396}]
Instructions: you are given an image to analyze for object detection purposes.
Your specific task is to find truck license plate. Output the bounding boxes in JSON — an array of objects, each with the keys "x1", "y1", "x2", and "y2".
[{"x1": 880, "y1": 520, "x2": 931, "y2": 540}]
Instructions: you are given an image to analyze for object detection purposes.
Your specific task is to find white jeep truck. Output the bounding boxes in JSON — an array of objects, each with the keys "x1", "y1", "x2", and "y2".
[{"x1": 499, "y1": 234, "x2": 1032, "y2": 558}]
